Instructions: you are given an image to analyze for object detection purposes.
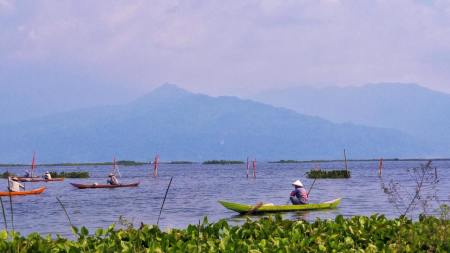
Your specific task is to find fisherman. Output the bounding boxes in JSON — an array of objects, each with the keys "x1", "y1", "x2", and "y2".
[
  {"x1": 24, "y1": 169, "x2": 31, "y2": 178},
  {"x1": 8, "y1": 177, "x2": 25, "y2": 192},
  {"x1": 107, "y1": 173, "x2": 119, "y2": 185},
  {"x1": 290, "y1": 180, "x2": 308, "y2": 205},
  {"x1": 44, "y1": 171, "x2": 52, "y2": 180}
]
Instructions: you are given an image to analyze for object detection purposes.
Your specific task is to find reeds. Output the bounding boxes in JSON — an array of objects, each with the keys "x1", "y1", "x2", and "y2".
[
  {"x1": 157, "y1": 177, "x2": 173, "y2": 226},
  {"x1": 0, "y1": 197, "x2": 7, "y2": 230}
]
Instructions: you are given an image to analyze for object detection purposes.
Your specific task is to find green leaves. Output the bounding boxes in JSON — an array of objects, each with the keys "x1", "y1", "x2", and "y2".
[
  {"x1": 306, "y1": 169, "x2": 351, "y2": 179},
  {"x1": 0, "y1": 215, "x2": 447, "y2": 252}
]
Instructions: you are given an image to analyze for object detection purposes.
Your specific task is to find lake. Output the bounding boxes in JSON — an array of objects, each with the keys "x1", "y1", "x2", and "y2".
[{"x1": 0, "y1": 160, "x2": 449, "y2": 237}]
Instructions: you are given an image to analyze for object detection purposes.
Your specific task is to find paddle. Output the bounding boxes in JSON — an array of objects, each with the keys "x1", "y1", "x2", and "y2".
[{"x1": 247, "y1": 201, "x2": 264, "y2": 215}]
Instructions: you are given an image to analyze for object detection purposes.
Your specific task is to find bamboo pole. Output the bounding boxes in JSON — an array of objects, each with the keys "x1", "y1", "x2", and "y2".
[
  {"x1": 246, "y1": 157, "x2": 249, "y2": 178},
  {"x1": 378, "y1": 158, "x2": 383, "y2": 177},
  {"x1": 7, "y1": 178, "x2": 14, "y2": 232},
  {"x1": 252, "y1": 159, "x2": 256, "y2": 178},
  {"x1": 153, "y1": 154, "x2": 159, "y2": 177},
  {"x1": 343, "y1": 149, "x2": 348, "y2": 173}
]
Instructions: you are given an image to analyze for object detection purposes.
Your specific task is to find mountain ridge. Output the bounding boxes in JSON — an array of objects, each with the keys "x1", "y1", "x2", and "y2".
[
  {"x1": 0, "y1": 84, "x2": 431, "y2": 163},
  {"x1": 254, "y1": 82, "x2": 450, "y2": 147}
]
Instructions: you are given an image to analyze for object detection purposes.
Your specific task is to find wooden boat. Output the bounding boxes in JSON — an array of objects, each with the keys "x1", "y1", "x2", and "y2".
[
  {"x1": 17, "y1": 177, "x2": 64, "y2": 182},
  {"x1": 219, "y1": 198, "x2": 341, "y2": 214},
  {"x1": 0, "y1": 187, "x2": 46, "y2": 196},
  {"x1": 17, "y1": 152, "x2": 63, "y2": 182},
  {"x1": 70, "y1": 182, "x2": 139, "y2": 189}
]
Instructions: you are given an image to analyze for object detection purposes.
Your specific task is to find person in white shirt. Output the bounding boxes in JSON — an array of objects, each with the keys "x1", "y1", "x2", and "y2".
[
  {"x1": 44, "y1": 171, "x2": 52, "y2": 180},
  {"x1": 8, "y1": 177, "x2": 25, "y2": 192},
  {"x1": 107, "y1": 173, "x2": 119, "y2": 185}
]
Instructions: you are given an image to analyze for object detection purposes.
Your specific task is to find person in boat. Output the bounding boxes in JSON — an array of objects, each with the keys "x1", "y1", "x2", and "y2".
[
  {"x1": 24, "y1": 169, "x2": 31, "y2": 178},
  {"x1": 44, "y1": 171, "x2": 52, "y2": 180},
  {"x1": 107, "y1": 173, "x2": 119, "y2": 185},
  {"x1": 290, "y1": 180, "x2": 308, "y2": 205},
  {"x1": 8, "y1": 177, "x2": 25, "y2": 192}
]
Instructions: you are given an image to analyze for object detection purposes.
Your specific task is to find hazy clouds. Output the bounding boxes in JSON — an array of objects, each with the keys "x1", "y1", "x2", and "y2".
[{"x1": 1, "y1": 0, "x2": 450, "y2": 96}]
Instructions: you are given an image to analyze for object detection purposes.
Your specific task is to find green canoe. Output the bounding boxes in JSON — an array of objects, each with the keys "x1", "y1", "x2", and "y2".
[{"x1": 219, "y1": 198, "x2": 341, "y2": 214}]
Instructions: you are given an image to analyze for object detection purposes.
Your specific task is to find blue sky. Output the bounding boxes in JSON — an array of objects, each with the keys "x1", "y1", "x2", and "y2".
[{"x1": 1, "y1": 0, "x2": 450, "y2": 102}]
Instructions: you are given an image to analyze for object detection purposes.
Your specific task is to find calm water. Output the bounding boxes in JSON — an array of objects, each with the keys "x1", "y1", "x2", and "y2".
[{"x1": 0, "y1": 160, "x2": 449, "y2": 236}]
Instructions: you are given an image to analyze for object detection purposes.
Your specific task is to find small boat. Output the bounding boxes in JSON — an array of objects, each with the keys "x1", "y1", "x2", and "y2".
[
  {"x1": 70, "y1": 182, "x2": 139, "y2": 189},
  {"x1": 219, "y1": 198, "x2": 341, "y2": 214},
  {"x1": 17, "y1": 153, "x2": 63, "y2": 182},
  {"x1": 0, "y1": 187, "x2": 46, "y2": 196},
  {"x1": 17, "y1": 177, "x2": 64, "y2": 182}
]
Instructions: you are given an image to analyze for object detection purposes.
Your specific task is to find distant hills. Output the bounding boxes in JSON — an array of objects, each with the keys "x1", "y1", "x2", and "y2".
[
  {"x1": 0, "y1": 84, "x2": 428, "y2": 163},
  {"x1": 255, "y1": 83, "x2": 450, "y2": 153}
]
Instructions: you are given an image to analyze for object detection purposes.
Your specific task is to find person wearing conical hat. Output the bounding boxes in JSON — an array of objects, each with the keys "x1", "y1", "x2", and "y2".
[
  {"x1": 107, "y1": 173, "x2": 119, "y2": 185},
  {"x1": 290, "y1": 180, "x2": 308, "y2": 205}
]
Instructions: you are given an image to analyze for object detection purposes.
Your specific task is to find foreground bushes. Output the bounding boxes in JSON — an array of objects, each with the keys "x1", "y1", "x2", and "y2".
[{"x1": 0, "y1": 215, "x2": 448, "y2": 252}]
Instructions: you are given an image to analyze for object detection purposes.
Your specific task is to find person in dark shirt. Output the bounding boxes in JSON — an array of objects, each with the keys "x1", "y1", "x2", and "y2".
[{"x1": 290, "y1": 180, "x2": 308, "y2": 205}]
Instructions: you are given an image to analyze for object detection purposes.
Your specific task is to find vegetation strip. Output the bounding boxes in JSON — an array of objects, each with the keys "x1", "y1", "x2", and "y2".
[
  {"x1": 306, "y1": 169, "x2": 351, "y2": 179},
  {"x1": 49, "y1": 171, "x2": 89, "y2": 178},
  {"x1": 0, "y1": 172, "x2": 16, "y2": 179},
  {"x1": 203, "y1": 160, "x2": 244, "y2": 164},
  {"x1": 0, "y1": 214, "x2": 448, "y2": 252}
]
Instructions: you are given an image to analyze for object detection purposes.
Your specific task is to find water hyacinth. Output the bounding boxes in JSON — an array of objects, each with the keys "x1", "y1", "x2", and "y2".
[
  {"x1": 306, "y1": 169, "x2": 351, "y2": 179},
  {"x1": 0, "y1": 214, "x2": 448, "y2": 252},
  {"x1": 49, "y1": 171, "x2": 90, "y2": 178}
]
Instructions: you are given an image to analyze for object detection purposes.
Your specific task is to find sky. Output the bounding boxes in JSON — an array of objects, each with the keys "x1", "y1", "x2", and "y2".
[{"x1": 1, "y1": 0, "x2": 450, "y2": 103}]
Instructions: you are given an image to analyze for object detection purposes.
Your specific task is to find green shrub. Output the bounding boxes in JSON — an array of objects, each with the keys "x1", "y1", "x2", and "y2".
[
  {"x1": 116, "y1": 160, "x2": 145, "y2": 166},
  {"x1": 306, "y1": 169, "x2": 351, "y2": 178},
  {"x1": 0, "y1": 171, "x2": 17, "y2": 178},
  {"x1": 0, "y1": 215, "x2": 447, "y2": 252},
  {"x1": 169, "y1": 161, "x2": 194, "y2": 164},
  {"x1": 273, "y1": 160, "x2": 300, "y2": 163},
  {"x1": 49, "y1": 171, "x2": 90, "y2": 178}
]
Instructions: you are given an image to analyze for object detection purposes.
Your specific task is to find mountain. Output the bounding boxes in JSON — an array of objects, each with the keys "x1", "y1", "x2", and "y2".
[
  {"x1": 0, "y1": 84, "x2": 429, "y2": 163},
  {"x1": 254, "y1": 83, "x2": 450, "y2": 151}
]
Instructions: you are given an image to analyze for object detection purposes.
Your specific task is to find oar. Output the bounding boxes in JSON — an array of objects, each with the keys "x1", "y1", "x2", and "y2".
[{"x1": 247, "y1": 202, "x2": 263, "y2": 215}]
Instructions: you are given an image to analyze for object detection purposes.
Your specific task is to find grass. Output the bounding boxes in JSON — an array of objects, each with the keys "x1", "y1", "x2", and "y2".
[
  {"x1": 306, "y1": 169, "x2": 351, "y2": 179},
  {"x1": 203, "y1": 160, "x2": 244, "y2": 164}
]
